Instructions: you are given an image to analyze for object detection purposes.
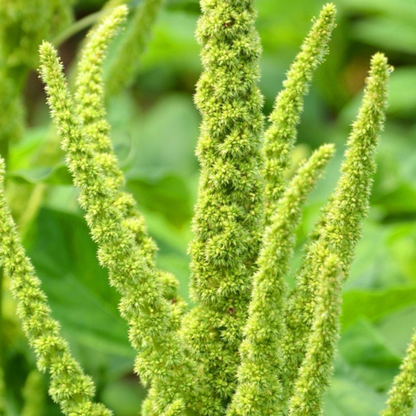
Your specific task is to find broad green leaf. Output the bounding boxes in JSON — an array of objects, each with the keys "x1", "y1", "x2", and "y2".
[
  {"x1": 339, "y1": 320, "x2": 401, "y2": 390},
  {"x1": 342, "y1": 287, "x2": 416, "y2": 330},
  {"x1": 387, "y1": 67, "x2": 416, "y2": 117},
  {"x1": 27, "y1": 208, "x2": 134, "y2": 358},
  {"x1": 352, "y1": 16, "x2": 416, "y2": 55},
  {"x1": 325, "y1": 374, "x2": 385, "y2": 415}
]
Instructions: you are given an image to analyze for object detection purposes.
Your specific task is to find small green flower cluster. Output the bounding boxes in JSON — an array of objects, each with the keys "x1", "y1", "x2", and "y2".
[{"x1": 0, "y1": 1, "x2": 414, "y2": 416}]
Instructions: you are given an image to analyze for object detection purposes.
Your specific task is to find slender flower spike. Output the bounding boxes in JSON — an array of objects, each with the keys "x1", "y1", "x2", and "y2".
[
  {"x1": 380, "y1": 330, "x2": 416, "y2": 416},
  {"x1": 76, "y1": 5, "x2": 187, "y2": 410},
  {"x1": 282, "y1": 52, "x2": 391, "y2": 400},
  {"x1": 227, "y1": 144, "x2": 335, "y2": 416},
  {"x1": 288, "y1": 254, "x2": 342, "y2": 416},
  {"x1": 263, "y1": 3, "x2": 336, "y2": 223},
  {"x1": 39, "y1": 16, "x2": 195, "y2": 415},
  {"x1": 0, "y1": 159, "x2": 111, "y2": 416},
  {"x1": 181, "y1": 0, "x2": 265, "y2": 412},
  {"x1": 75, "y1": 4, "x2": 185, "y2": 320},
  {"x1": 75, "y1": 5, "x2": 157, "y2": 267}
]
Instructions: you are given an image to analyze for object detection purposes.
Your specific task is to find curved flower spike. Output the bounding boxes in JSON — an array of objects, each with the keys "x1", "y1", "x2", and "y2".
[
  {"x1": 282, "y1": 52, "x2": 391, "y2": 401},
  {"x1": 0, "y1": 159, "x2": 112, "y2": 416},
  {"x1": 75, "y1": 5, "x2": 185, "y2": 319},
  {"x1": 39, "y1": 37, "x2": 194, "y2": 416},
  {"x1": 227, "y1": 144, "x2": 335, "y2": 416},
  {"x1": 263, "y1": 3, "x2": 336, "y2": 223}
]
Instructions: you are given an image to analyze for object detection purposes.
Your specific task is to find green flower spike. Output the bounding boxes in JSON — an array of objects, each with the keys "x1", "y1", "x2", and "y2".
[
  {"x1": 75, "y1": 6, "x2": 187, "y2": 412},
  {"x1": 0, "y1": 159, "x2": 111, "y2": 416},
  {"x1": 287, "y1": 254, "x2": 342, "y2": 416},
  {"x1": 39, "y1": 9, "x2": 195, "y2": 414},
  {"x1": 381, "y1": 330, "x2": 416, "y2": 416},
  {"x1": 227, "y1": 143, "x2": 335, "y2": 416},
  {"x1": 282, "y1": 52, "x2": 390, "y2": 400},
  {"x1": 181, "y1": 0, "x2": 265, "y2": 412},
  {"x1": 75, "y1": 4, "x2": 185, "y2": 319},
  {"x1": 263, "y1": 3, "x2": 336, "y2": 223}
]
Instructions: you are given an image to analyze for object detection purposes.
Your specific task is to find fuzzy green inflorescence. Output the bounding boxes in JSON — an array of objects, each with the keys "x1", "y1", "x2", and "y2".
[
  {"x1": 180, "y1": 0, "x2": 265, "y2": 413},
  {"x1": 287, "y1": 254, "x2": 342, "y2": 416},
  {"x1": 227, "y1": 144, "x2": 335, "y2": 416},
  {"x1": 263, "y1": 3, "x2": 336, "y2": 223},
  {"x1": 39, "y1": 7, "x2": 195, "y2": 416},
  {"x1": 0, "y1": 1, "x2": 406, "y2": 415},
  {"x1": 281, "y1": 52, "x2": 391, "y2": 402},
  {"x1": 0, "y1": 159, "x2": 111, "y2": 416}
]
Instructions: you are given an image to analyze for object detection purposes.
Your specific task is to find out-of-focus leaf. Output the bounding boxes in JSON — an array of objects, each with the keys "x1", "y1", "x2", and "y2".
[
  {"x1": 339, "y1": 0, "x2": 416, "y2": 22},
  {"x1": 137, "y1": 10, "x2": 200, "y2": 72},
  {"x1": 102, "y1": 377, "x2": 147, "y2": 416},
  {"x1": 342, "y1": 287, "x2": 416, "y2": 330},
  {"x1": 8, "y1": 164, "x2": 72, "y2": 186},
  {"x1": 28, "y1": 208, "x2": 133, "y2": 358},
  {"x1": 376, "y1": 305, "x2": 416, "y2": 355},
  {"x1": 387, "y1": 67, "x2": 416, "y2": 117},
  {"x1": 352, "y1": 16, "x2": 416, "y2": 55},
  {"x1": 339, "y1": 320, "x2": 401, "y2": 390},
  {"x1": 126, "y1": 173, "x2": 194, "y2": 228},
  {"x1": 110, "y1": 93, "x2": 200, "y2": 178},
  {"x1": 9, "y1": 127, "x2": 49, "y2": 170},
  {"x1": 375, "y1": 183, "x2": 416, "y2": 216},
  {"x1": 324, "y1": 374, "x2": 385, "y2": 415}
]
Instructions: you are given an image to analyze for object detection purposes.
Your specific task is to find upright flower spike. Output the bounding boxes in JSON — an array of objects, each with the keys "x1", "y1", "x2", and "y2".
[
  {"x1": 105, "y1": 0, "x2": 165, "y2": 96},
  {"x1": 287, "y1": 254, "x2": 342, "y2": 416},
  {"x1": 39, "y1": 39, "x2": 195, "y2": 416},
  {"x1": 227, "y1": 144, "x2": 335, "y2": 416},
  {"x1": 380, "y1": 330, "x2": 416, "y2": 416},
  {"x1": 263, "y1": 3, "x2": 336, "y2": 223},
  {"x1": 181, "y1": 0, "x2": 265, "y2": 412},
  {"x1": 0, "y1": 160, "x2": 111, "y2": 416},
  {"x1": 282, "y1": 52, "x2": 390, "y2": 401}
]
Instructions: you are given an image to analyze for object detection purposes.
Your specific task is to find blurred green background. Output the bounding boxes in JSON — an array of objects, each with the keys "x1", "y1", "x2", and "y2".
[{"x1": 2, "y1": 0, "x2": 416, "y2": 414}]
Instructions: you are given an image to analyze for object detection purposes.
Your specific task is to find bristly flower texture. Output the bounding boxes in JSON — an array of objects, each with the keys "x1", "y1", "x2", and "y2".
[{"x1": 4, "y1": 1, "x2": 416, "y2": 416}]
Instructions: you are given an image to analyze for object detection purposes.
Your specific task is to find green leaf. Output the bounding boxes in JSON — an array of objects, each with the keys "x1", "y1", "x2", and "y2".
[
  {"x1": 387, "y1": 67, "x2": 416, "y2": 117},
  {"x1": 352, "y1": 16, "x2": 416, "y2": 55},
  {"x1": 325, "y1": 374, "x2": 386, "y2": 415},
  {"x1": 27, "y1": 208, "x2": 134, "y2": 358},
  {"x1": 342, "y1": 287, "x2": 416, "y2": 330}
]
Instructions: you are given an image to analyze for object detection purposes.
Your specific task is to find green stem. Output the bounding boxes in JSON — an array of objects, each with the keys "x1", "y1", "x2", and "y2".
[{"x1": 53, "y1": 10, "x2": 108, "y2": 46}]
